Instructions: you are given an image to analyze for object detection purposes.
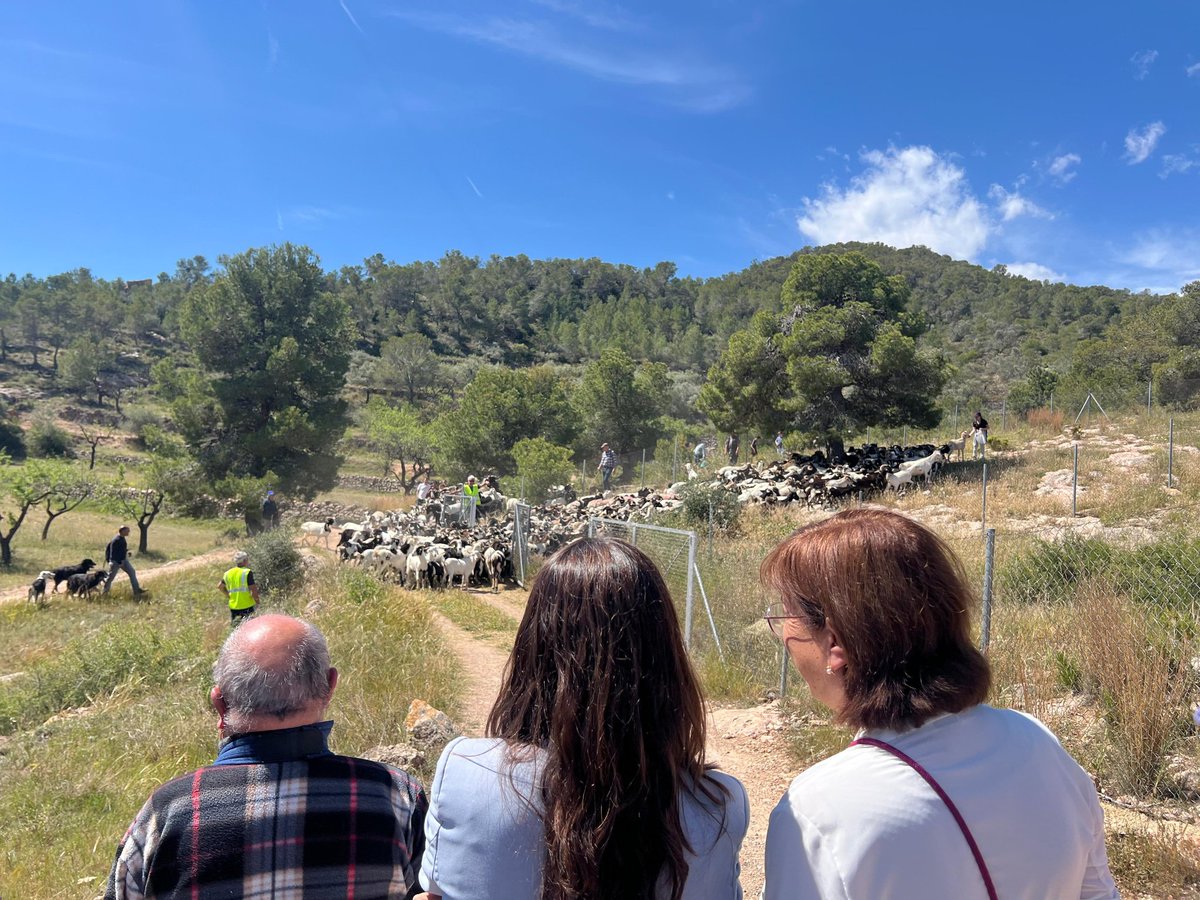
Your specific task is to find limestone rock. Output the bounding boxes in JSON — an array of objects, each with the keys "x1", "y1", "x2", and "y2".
[
  {"x1": 405, "y1": 699, "x2": 459, "y2": 751},
  {"x1": 364, "y1": 743, "x2": 426, "y2": 772}
]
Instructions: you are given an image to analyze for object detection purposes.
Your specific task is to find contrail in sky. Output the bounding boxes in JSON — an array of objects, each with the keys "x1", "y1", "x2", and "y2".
[
  {"x1": 339, "y1": 0, "x2": 364, "y2": 34},
  {"x1": 466, "y1": 176, "x2": 484, "y2": 198}
]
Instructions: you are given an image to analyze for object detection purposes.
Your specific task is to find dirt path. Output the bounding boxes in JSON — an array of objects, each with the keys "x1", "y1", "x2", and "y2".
[
  {"x1": 429, "y1": 586, "x2": 784, "y2": 897},
  {"x1": 0, "y1": 547, "x2": 233, "y2": 607}
]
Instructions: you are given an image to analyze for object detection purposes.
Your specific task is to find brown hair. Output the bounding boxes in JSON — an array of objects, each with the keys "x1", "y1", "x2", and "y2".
[
  {"x1": 761, "y1": 508, "x2": 990, "y2": 730},
  {"x1": 487, "y1": 537, "x2": 720, "y2": 900}
]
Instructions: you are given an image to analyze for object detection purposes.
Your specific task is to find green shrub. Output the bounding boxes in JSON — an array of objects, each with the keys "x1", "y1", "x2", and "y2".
[
  {"x1": 512, "y1": 437, "x2": 577, "y2": 503},
  {"x1": 998, "y1": 535, "x2": 1113, "y2": 604},
  {"x1": 674, "y1": 481, "x2": 741, "y2": 530},
  {"x1": 0, "y1": 411, "x2": 25, "y2": 459},
  {"x1": 0, "y1": 624, "x2": 199, "y2": 735},
  {"x1": 243, "y1": 528, "x2": 304, "y2": 594},
  {"x1": 27, "y1": 416, "x2": 72, "y2": 458}
]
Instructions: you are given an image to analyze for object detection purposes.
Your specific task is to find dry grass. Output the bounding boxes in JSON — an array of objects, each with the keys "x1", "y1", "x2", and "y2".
[
  {"x1": 0, "y1": 563, "x2": 460, "y2": 898},
  {"x1": 1075, "y1": 583, "x2": 1195, "y2": 796},
  {"x1": 1106, "y1": 825, "x2": 1200, "y2": 898}
]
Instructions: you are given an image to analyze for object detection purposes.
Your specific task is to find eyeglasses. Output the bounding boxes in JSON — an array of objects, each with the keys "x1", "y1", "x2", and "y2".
[{"x1": 763, "y1": 602, "x2": 806, "y2": 638}]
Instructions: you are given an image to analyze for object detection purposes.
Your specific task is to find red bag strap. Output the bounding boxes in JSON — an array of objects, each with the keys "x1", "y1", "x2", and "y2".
[{"x1": 850, "y1": 736, "x2": 999, "y2": 900}]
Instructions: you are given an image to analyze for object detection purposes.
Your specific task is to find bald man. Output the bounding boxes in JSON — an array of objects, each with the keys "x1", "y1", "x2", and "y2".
[{"x1": 105, "y1": 615, "x2": 427, "y2": 899}]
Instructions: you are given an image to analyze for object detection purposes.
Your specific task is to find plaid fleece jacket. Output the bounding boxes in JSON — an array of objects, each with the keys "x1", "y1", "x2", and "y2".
[{"x1": 105, "y1": 740, "x2": 426, "y2": 899}]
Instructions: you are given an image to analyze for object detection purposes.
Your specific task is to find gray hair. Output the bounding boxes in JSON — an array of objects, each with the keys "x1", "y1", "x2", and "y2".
[
  {"x1": 233, "y1": 550, "x2": 249, "y2": 565},
  {"x1": 212, "y1": 617, "x2": 331, "y2": 733}
]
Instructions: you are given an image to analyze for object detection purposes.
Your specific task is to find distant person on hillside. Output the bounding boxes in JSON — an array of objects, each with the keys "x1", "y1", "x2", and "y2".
[
  {"x1": 775, "y1": 432, "x2": 785, "y2": 457},
  {"x1": 220, "y1": 550, "x2": 260, "y2": 624},
  {"x1": 102, "y1": 525, "x2": 145, "y2": 597},
  {"x1": 725, "y1": 433, "x2": 740, "y2": 465},
  {"x1": 416, "y1": 477, "x2": 432, "y2": 506},
  {"x1": 749, "y1": 436, "x2": 759, "y2": 462},
  {"x1": 693, "y1": 440, "x2": 707, "y2": 469},
  {"x1": 104, "y1": 615, "x2": 427, "y2": 899},
  {"x1": 597, "y1": 442, "x2": 617, "y2": 491},
  {"x1": 972, "y1": 411, "x2": 989, "y2": 459},
  {"x1": 261, "y1": 491, "x2": 279, "y2": 530}
]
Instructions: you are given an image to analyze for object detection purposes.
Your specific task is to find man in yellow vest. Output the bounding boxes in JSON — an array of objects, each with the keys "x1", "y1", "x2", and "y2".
[
  {"x1": 221, "y1": 550, "x2": 260, "y2": 625},
  {"x1": 463, "y1": 475, "x2": 482, "y2": 525}
]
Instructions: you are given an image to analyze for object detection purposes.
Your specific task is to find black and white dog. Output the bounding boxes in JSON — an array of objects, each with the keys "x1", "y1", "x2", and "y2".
[{"x1": 27, "y1": 570, "x2": 55, "y2": 605}]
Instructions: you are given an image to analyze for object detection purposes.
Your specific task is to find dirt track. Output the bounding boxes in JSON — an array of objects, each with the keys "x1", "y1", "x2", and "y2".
[{"x1": 0, "y1": 548, "x2": 231, "y2": 607}]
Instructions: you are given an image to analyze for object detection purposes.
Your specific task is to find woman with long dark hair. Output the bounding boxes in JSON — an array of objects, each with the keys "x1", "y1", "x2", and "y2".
[
  {"x1": 760, "y1": 509, "x2": 1116, "y2": 899},
  {"x1": 419, "y1": 537, "x2": 748, "y2": 900}
]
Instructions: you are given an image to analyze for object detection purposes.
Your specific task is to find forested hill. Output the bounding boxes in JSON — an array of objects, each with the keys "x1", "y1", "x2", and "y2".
[
  {"x1": 698, "y1": 243, "x2": 1154, "y2": 390},
  {"x1": 0, "y1": 243, "x2": 1166, "y2": 398}
]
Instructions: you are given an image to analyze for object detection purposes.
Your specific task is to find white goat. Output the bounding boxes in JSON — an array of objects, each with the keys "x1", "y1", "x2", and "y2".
[
  {"x1": 944, "y1": 430, "x2": 972, "y2": 462},
  {"x1": 444, "y1": 551, "x2": 479, "y2": 591},
  {"x1": 899, "y1": 449, "x2": 945, "y2": 484},
  {"x1": 299, "y1": 517, "x2": 335, "y2": 548},
  {"x1": 885, "y1": 468, "x2": 915, "y2": 494}
]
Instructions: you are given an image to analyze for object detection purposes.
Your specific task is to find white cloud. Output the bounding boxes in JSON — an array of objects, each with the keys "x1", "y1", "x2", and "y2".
[
  {"x1": 796, "y1": 146, "x2": 990, "y2": 260},
  {"x1": 1124, "y1": 121, "x2": 1166, "y2": 164},
  {"x1": 988, "y1": 184, "x2": 1053, "y2": 221},
  {"x1": 267, "y1": 31, "x2": 280, "y2": 67},
  {"x1": 1188, "y1": 62, "x2": 1200, "y2": 78},
  {"x1": 1047, "y1": 153, "x2": 1081, "y2": 183},
  {"x1": 1118, "y1": 229, "x2": 1200, "y2": 290},
  {"x1": 1131, "y1": 49, "x2": 1158, "y2": 80},
  {"x1": 388, "y1": 11, "x2": 748, "y2": 112},
  {"x1": 1004, "y1": 262, "x2": 1065, "y2": 282},
  {"x1": 528, "y1": 0, "x2": 639, "y2": 32},
  {"x1": 1160, "y1": 154, "x2": 1197, "y2": 178}
]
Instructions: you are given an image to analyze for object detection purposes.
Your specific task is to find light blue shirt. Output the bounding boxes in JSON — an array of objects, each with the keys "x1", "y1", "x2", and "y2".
[{"x1": 421, "y1": 736, "x2": 748, "y2": 899}]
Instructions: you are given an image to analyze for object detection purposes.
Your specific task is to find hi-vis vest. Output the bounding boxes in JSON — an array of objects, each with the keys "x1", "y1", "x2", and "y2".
[
  {"x1": 224, "y1": 566, "x2": 254, "y2": 610},
  {"x1": 463, "y1": 483, "x2": 481, "y2": 502}
]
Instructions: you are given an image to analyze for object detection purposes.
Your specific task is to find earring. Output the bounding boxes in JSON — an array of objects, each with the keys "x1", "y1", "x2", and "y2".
[{"x1": 825, "y1": 665, "x2": 834, "y2": 675}]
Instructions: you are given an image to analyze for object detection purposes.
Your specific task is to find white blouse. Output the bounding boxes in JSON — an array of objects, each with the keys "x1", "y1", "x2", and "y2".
[{"x1": 763, "y1": 705, "x2": 1118, "y2": 900}]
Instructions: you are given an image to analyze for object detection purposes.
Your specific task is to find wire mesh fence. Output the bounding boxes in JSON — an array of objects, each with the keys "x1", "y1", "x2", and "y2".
[{"x1": 586, "y1": 517, "x2": 705, "y2": 649}]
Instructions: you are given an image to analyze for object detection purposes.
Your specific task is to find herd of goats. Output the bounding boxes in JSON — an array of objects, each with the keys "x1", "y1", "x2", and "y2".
[{"x1": 300, "y1": 438, "x2": 964, "y2": 592}]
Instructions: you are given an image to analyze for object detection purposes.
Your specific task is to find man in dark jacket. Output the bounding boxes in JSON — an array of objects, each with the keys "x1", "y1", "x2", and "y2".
[{"x1": 102, "y1": 525, "x2": 145, "y2": 596}]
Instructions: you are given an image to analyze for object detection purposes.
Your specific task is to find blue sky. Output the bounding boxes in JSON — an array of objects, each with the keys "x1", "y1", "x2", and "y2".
[{"x1": 2, "y1": 1, "x2": 1198, "y2": 293}]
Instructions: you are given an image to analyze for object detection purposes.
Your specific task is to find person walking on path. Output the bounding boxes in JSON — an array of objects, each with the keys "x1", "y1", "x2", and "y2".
[
  {"x1": 725, "y1": 433, "x2": 740, "y2": 465},
  {"x1": 693, "y1": 440, "x2": 707, "y2": 469},
  {"x1": 102, "y1": 525, "x2": 145, "y2": 597},
  {"x1": 750, "y1": 436, "x2": 759, "y2": 464},
  {"x1": 221, "y1": 550, "x2": 260, "y2": 624},
  {"x1": 261, "y1": 491, "x2": 279, "y2": 530},
  {"x1": 598, "y1": 442, "x2": 617, "y2": 491},
  {"x1": 774, "y1": 432, "x2": 785, "y2": 457}
]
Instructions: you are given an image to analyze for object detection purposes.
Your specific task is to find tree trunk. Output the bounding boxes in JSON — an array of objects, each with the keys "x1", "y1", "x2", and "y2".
[
  {"x1": 137, "y1": 522, "x2": 150, "y2": 554},
  {"x1": 88, "y1": 442, "x2": 98, "y2": 469},
  {"x1": 0, "y1": 535, "x2": 11, "y2": 566},
  {"x1": 41, "y1": 513, "x2": 58, "y2": 540},
  {"x1": 826, "y1": 434, "x2": 846, "y2": 462}
]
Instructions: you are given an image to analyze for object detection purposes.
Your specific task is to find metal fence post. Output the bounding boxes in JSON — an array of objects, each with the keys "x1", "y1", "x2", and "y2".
[
  {"x1": 954, "y1": 402, "x2": 959, "y2": 432},
  {"x1": 1050, "y1": 391, "x2": 1054, "y2": 413},
  {"x1": 707, "y1": 498, "x2": 715, "y2": 559},
  {"x1": 779, "y1": 644, "x2": 790, "y2": 700},
  {"x1": 1168, "y1": 417, "x2": 1175, "y2": 488},
  {"x1": 1148, "y1": 381, "x2": 1152, "y2": 416},
  {"x1": 685, "y1": 531, "x2": 696, "y2": 649},
  {"x1": 641, "y1": 449, "x2": 646, "y2": 490},
  {"x1": 903, "y1": 425, "x2": 907, "y2": 446},
  {"x1": 1072, "y1": 444, "x2": 1079, "y2": 517},
  {"x1": 672, "y1": 438, "x2": 678, "y2": 483},
  {"x1": 981, "y1": 463, "x2": 988, "y2": 534},
  {"x1": 981, "y1": 528, "x2": 995, "y2": 652},
  {"x1": 1001, "y1": 398, "x2": 1006, "y2": 432}
]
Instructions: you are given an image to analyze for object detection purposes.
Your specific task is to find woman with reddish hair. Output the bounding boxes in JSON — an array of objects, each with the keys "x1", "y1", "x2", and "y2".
[
  {"x1": 761, "y1": 509, "x2": 1116, "y2": 900},
  {"x1": 419, "y1": 537, "x2": 748, "y2": 900}
]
